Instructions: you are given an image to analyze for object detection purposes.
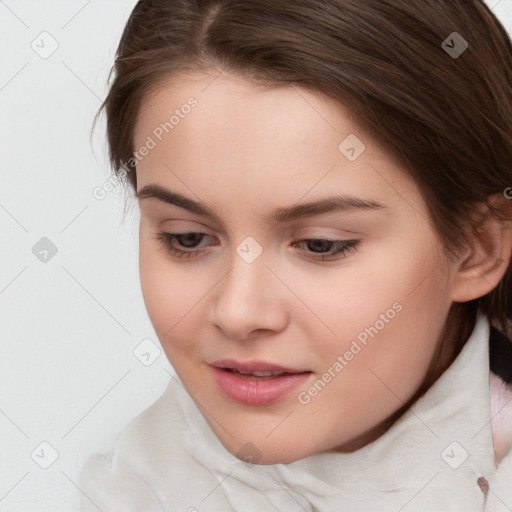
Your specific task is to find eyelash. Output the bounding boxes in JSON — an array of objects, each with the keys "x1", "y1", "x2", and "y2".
[{"x1": 152, "y1": 231, "x2": 361, "y2": 262}]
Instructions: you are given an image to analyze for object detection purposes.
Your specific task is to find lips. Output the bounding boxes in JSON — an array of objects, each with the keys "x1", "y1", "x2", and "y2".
[
  {"x1": 210, "y1": 359, "x2": 308, "y2": 375},
  {"x1": 211, "y1": 366, "x2": 313, "y2": 406},
  {"x1": 209, "y1": 359, "x2": 313, "y2": 405}
]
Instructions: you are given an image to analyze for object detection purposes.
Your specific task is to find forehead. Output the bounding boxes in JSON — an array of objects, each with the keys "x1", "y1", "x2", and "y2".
[
  {"x1": 134, "y1": 70, "x2": 353, "y2": 148},
  {"x1": 133, "y1": 70, "x2": 419, "y2": 216}
]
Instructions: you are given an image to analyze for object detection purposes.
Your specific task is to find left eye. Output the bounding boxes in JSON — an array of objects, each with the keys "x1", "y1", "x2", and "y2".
[
  {"x1": 152, "y1": 231, "x2": 361, "y2": 261},
  {"x1": 293, "y1": 238, "x2": 360, "y2": 260}
]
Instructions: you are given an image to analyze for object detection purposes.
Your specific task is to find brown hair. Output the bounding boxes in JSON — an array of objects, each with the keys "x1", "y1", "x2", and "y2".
[{"x1": 92, "y1": 0, "x2": 512, "y2": 397}]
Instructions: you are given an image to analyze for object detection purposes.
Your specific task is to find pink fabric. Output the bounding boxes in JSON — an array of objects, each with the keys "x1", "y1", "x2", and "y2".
[{"x1": 490, "y1": 371, "x2": 512, "y2": 464}]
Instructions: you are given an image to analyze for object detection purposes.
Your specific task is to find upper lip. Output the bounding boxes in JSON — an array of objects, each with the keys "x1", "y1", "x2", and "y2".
[{"x1": 210, "y1": 359, "x2": 310, "y2": 374}]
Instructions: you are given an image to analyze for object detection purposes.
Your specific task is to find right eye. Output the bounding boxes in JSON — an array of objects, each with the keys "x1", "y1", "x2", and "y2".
[{"x1": 153, "y1": 231, "x2": 213, "y2": 259}]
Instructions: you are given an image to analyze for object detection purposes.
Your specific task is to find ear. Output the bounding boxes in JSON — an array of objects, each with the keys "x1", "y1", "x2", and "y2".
[{"x1": 451, "y1": 193, "x2": 512, "y2": 303}]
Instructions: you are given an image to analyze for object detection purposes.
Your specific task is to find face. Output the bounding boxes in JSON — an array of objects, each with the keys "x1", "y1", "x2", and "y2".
[{"x1": 134, "y1": 69, "x2": 457, "y2": 464}]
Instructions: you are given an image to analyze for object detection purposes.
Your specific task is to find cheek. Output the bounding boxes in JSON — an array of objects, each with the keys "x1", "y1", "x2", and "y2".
[
  {"x1": 138, "y1": 235, "x2": 204, "y2": 349},
  {"x1": 300, "y1": 236, "x2": 448, "y2": 389},
  {"x1": 293, "y1": 238, "x2": 444, "y2": 339}
]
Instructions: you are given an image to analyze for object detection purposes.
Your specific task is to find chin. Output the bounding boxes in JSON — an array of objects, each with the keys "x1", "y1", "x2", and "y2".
[
  {"x1": 235, "y1": 449, "x2": 305, "y2": 465},
  {"x1": 220, "y1": 435, "x2": 317, "y2": 465}
]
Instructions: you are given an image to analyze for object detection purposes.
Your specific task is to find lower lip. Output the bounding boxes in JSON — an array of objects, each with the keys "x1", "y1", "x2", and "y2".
[{"x1": 211, "y1": 366, "x2": 312, "y2": 406}]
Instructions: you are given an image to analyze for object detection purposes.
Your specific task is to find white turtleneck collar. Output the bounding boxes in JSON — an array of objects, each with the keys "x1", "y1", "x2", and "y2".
[{"x1": 79, "y1": 310, "x2": 512, "y2": 512}]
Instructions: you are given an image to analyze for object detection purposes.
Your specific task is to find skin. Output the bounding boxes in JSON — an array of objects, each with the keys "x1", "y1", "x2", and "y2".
[{"x1": 133, "y1": 69, "x2": 512, "y2": 464}]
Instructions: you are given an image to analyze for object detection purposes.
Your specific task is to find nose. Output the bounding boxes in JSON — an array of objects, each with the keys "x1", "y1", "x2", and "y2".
[{"x1": 210, "y1": 249, "x2": 288, "y2": 341}]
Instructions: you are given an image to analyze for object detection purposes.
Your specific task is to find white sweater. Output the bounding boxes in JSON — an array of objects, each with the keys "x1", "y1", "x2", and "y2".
[{"x1": 79, "y1": 311, "x2": 512, "y2": 511}]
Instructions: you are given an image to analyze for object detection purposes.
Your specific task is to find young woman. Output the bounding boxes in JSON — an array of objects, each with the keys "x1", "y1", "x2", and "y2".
[{"x1": 79, "y1": 0, "x2": 512, "y2": 510}]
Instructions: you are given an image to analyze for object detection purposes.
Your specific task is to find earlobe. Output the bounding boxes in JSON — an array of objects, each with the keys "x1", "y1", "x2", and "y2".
[{"x1": 450, "y1": 194, "x2": 512, "y2": 303}]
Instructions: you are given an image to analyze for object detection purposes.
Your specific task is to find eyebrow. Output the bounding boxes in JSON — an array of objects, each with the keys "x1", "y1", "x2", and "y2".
[{"x1": 136, "y1": 184, "x2": 388, "y2": 224}]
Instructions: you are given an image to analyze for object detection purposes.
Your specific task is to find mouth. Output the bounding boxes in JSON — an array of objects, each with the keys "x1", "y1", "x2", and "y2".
[
  {"x1": 209, "y1": 359, "x2": 313, "y2": 405},
  {"x1": 221, "y1": 368, "x2": 301, "y2": 380},
  {"x1": 210, "y1": 358, "x2": 309, "y2": 375}
]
